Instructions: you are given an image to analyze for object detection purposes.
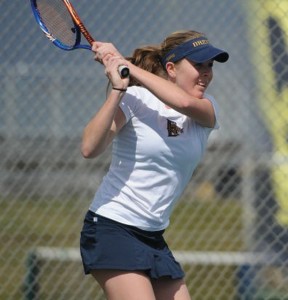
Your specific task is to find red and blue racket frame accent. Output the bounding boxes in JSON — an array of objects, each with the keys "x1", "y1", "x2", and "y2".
[{"x1": 30, "y1": 0, "x2": 130, "y2": 77}]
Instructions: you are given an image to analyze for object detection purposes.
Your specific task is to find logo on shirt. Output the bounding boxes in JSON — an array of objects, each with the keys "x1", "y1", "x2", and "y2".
[{"x1": 167, "y1": 119, "x2": 183, "y2": 137}]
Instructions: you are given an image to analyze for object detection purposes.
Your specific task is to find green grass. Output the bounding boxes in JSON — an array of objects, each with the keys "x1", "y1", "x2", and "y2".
[
  {"x1": 0, "y1": 196, "x2": 88, "y2": 300},
  {"x1": 167, "y1": 199, "x2": 244, "y2": 251}
]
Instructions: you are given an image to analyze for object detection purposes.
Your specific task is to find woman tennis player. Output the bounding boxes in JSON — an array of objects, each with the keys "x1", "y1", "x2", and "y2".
[{"x1": 80, "y1": 30, "x2": 229, "y2": 300}]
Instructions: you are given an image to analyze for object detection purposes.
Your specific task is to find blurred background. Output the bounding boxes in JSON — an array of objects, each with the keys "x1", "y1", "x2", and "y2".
[{"x1": 1, "y1": 0, "x2": 288, "y2": 299}]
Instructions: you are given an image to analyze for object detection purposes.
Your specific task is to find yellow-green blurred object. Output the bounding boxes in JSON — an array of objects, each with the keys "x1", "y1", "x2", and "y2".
[{"x1": 247, "y1": 0, "x2": 288, "y2": 226}]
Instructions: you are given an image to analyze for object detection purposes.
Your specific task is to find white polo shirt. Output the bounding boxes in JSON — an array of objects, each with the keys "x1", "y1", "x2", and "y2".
[{"x1": 90, "y1": 86, "x2": 219, "y2": 231}]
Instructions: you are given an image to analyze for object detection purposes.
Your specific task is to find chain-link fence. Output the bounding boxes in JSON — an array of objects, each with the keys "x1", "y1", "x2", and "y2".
[{"x1": 1, "y1": 0, "x2": 288, "y2": 299}]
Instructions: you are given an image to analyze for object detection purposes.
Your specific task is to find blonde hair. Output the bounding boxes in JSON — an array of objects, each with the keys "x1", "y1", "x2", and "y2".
[{"x1": 127, "y1": 30, "x2": 205, "y2": 86}]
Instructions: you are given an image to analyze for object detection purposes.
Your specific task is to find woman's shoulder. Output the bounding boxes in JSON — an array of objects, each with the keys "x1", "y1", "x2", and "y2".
[{"x1": 203, "y1": 93, "x2": 215, "y2": 102}]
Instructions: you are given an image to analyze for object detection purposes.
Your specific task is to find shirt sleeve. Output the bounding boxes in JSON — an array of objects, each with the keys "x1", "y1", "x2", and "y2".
[{"x1": 118, "y1": 86, "x2": 141, "y2": 123}]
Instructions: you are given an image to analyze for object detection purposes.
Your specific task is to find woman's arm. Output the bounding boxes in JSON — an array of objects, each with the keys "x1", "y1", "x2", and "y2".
[
  {"x1": 92, "y1": 41, "x2": 215, "y2": 128},
  {"x1": 81, "y1": 49, "x2": 129, "y2": 159},
  {"x1": 81, "y1": 91, "x2": 126, "y2": 158},
  {"x1": 126, "y1": 61, "x2": 216, "y2": 128}
]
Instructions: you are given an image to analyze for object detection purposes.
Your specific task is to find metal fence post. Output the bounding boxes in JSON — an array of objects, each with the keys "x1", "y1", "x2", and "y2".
[{"x1": 23, "y1": 251, "x2": 39, "y2": 300}]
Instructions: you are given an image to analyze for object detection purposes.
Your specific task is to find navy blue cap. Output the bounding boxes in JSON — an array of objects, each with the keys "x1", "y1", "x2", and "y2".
[{"x1": 161, "y1": 37, "x2": 229, "y2": 65}]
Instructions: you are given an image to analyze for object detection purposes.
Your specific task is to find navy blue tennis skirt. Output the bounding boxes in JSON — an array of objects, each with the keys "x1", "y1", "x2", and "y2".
[{"x1": 80, "y1": 210, "x2": 184, "y2": 279}]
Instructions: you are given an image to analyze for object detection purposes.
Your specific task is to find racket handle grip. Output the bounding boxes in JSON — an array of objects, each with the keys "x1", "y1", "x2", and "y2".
[{"x1": 118, "y1": 65, "x2": 130, "y2": 78}]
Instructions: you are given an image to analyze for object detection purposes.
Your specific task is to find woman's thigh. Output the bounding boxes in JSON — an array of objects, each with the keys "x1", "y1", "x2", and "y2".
[
  {"x1": 151, "y1": 277, "x2": 191, "y2": 300},
  {"x1": 91, "y1": 270, "x2": 156, "y2": 300}
]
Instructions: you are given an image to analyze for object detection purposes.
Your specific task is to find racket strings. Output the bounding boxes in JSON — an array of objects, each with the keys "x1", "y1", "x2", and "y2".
[{"x1": 37, "y1": 0, "x2": 77, "y2": 46}]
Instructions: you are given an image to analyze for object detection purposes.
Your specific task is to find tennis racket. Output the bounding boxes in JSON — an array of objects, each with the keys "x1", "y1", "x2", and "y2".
[{"x1": 30, "y1": 0, "x2": 129, "y2": 78}]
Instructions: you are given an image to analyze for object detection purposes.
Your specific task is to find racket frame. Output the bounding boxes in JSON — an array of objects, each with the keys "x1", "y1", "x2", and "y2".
[
  {"x1": 62, "y1": 0, "x2": 94, "y2": 47},
  {"x1": 30, "y1": 0, "x2": 90, "y2": 51}
]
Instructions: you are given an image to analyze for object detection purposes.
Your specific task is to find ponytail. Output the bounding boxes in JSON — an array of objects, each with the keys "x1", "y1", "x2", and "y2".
[{"x1": 126, "y1": 45, "x2": 167, "y2": 86}]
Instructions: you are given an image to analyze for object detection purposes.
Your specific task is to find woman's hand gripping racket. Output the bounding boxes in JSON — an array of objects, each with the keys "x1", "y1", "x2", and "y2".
[{"x1": 30, "y1": 0, "x2": 129, "y2": 78}]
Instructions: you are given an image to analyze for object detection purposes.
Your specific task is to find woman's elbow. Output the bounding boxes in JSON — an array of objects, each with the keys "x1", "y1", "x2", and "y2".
[{"x1": 81, "y1": 145, "x2": 99, "y2": 159}]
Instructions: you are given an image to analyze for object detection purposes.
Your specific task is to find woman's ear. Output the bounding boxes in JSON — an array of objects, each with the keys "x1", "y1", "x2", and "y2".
[{"x1": 166, "y1": 62, "x2": 177, "y2": 79}]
